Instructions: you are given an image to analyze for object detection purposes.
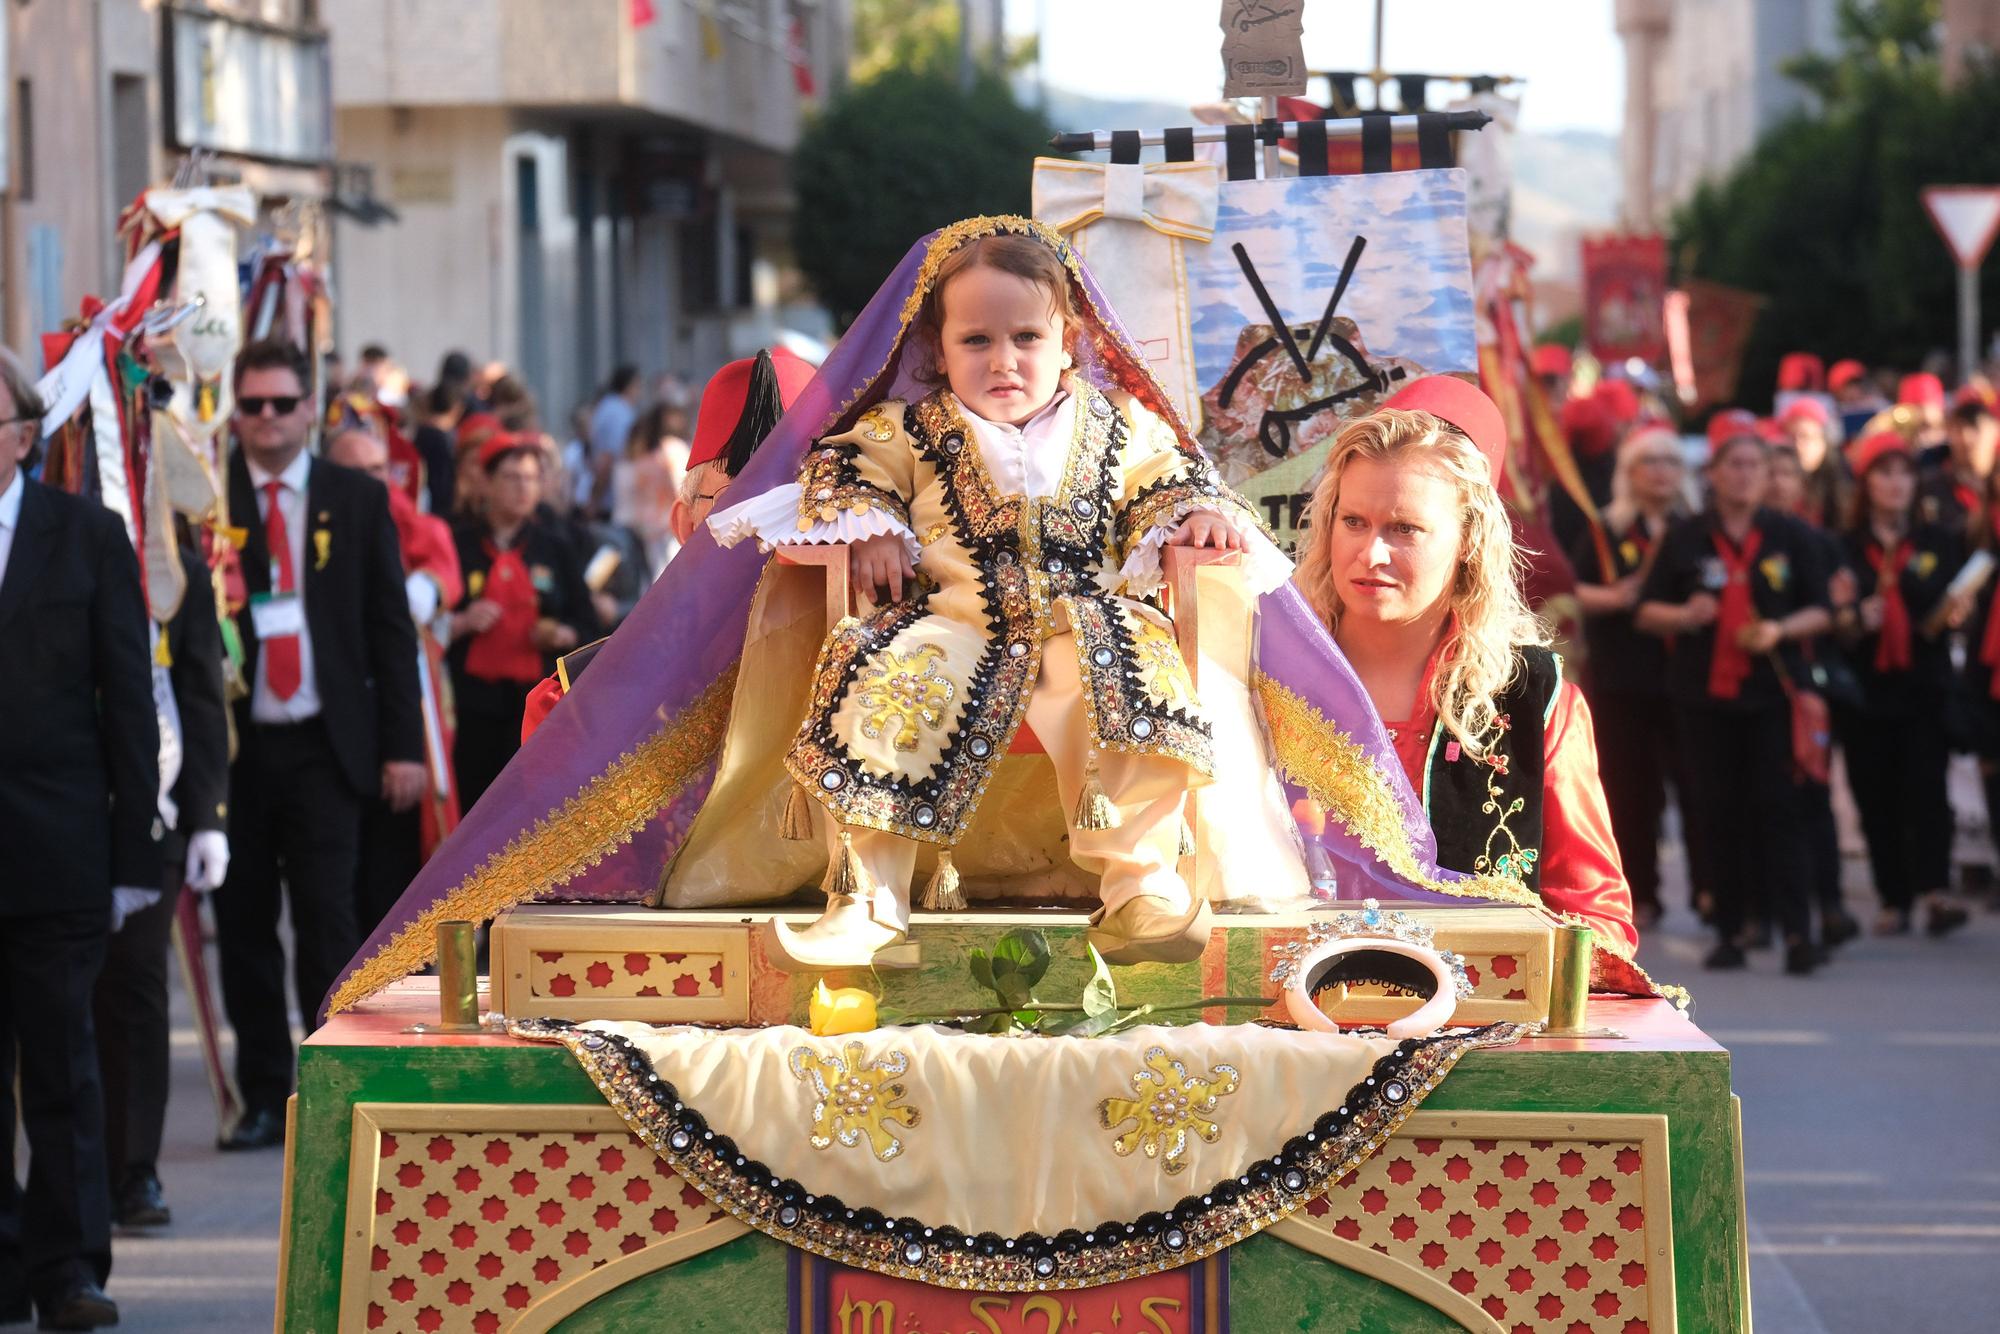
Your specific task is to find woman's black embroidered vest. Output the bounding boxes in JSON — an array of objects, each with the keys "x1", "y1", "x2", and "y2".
[{"x1": 1424, "y1": 646, "x2": 1559, "y2": 889}]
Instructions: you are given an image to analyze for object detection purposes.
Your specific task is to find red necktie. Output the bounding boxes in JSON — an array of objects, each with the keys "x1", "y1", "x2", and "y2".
[
  {"x1": 1868, "y1": 540, "x2": 1914, "y2": 673},
  {"x1": 1707, "y1": 527, "x2": 1764, "y2": 700},
  {"x1": 262, "y1": 480, "x2": 302, "y2": 700}
]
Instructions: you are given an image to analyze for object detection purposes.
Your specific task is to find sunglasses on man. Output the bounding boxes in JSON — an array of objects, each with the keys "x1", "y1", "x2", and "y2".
[{"x1": 238, "y1": 395, "x2": 303, "y2": 417}]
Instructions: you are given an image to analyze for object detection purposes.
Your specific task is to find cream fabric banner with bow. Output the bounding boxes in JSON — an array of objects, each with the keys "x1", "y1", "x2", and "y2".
[{"x1": 1033, "y1": 159, "x2": 1221, "y2": 430}]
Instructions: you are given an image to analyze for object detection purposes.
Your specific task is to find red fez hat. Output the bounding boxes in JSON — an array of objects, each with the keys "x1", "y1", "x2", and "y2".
[
  {"x1": 1594, "y1": 377, "x2": 1641, "y2": 426},
  {"x1": 1953, "y1": 380, "x2": 1998, "y2": 412},
  {"x1": 688, "y1": 346, "x2": 816, "y2": 471},
  {"x1": 456, "y1": 412, "x2": 504, "y2": 451},
  {"x1": 1827, "y1": 359, "x2": 1867, "y2": 393},
  {"x1": 1530, "y1": 343, "x2": 1573, "y2": 378},
  {"x1": 1706, "y1": 409, "x2": 1759, "y2": 448},
  {"x1": 1779, "y1": 397, "x2": 1830, "y2": 428},
  {"x1": 1776, "y1": 352, "x2": 1825, "y2": 393},
  {"x1": 1898, "y1": 372, "x2": 1946, "y2": 409},
  {"x1": 1382, "y1": 375, "x2": 1507, "y2": 478},
  {"x1": 1559, "y1": 394, "x2": 1618, "y2": 459},
  {"x1": 478, "y1": 431, "x2": 541, "y2": 472},
  {"x1": 1848, "y1": 428, "x2": 1911, "y2": 479}
]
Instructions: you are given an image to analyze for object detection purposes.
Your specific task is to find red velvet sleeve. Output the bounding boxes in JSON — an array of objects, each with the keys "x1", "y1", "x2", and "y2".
[{"x1": 1539, "y1": 682, "x2": 1640, "y2": 957}]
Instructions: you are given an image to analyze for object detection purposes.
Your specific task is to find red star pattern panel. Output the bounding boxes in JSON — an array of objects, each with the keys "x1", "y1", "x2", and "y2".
[
  {"x1": 1287, "y1": 1115, "x2": 1673, "y2": 1334},
  {"x1": 357, "y1": 1125, "x2": 737, "y2": 1333}
]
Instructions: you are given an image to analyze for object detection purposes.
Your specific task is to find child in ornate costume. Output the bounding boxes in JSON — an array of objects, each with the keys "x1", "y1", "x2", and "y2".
[{"x1": 713, "y1": 217, "x2": 1290, "y2": 971}]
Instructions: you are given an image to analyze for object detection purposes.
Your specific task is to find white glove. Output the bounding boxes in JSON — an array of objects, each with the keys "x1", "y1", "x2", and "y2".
[
  {"x1": 110, "y1": 886, "x2": 162, "y2": 933},
  {"x1": 406, "y1": 572, "x2": 441, "y2": 625},
  {"x1": 185, "y1": 829, "x2": 231, "y2": 893}
]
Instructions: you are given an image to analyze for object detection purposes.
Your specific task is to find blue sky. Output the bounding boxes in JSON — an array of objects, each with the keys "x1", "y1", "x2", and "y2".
[{"x1": 1007, "y1": 0, "x2": 1624, "y2": 135}]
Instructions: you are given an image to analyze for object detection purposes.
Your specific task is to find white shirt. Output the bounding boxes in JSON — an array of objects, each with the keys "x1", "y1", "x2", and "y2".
[
  {"x1": 963, "y1": 390, "x2": 1075, "y2": 498},
  {"x1": 0, "y1": 469, "x2": 21, "y2": 594},
  {"x1": 246, "y1": 450, "x2": 323, "y2": 723}
]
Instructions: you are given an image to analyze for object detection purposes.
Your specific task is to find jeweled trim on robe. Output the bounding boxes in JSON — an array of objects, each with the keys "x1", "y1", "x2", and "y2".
[
  {"x1": 514, "y1": 1016, "x2": 1526, "y2": 1292},
  {"x1": 784, "y1": 385, "x2": 1230, "y2": 845}
]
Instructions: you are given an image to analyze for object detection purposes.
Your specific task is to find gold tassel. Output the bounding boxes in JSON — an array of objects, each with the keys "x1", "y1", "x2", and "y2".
[
  {"x1": 779, "y1": 781, "x2": 815, "y2": 841},
  {"x1": 1073, "y1": 749, "x2": 1122, "y2": 831},
  {"x1": 1179, "y1": 817, "x2": 1196, "y2": 857},
  {"x1": 921, "y1": 849, "x2": 966, "y2": 912},
  {"x1": 823, "y1": 829, "x2": 863, "y2": 900}
]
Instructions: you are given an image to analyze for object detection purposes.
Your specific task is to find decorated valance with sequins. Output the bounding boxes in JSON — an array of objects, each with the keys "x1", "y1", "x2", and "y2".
[{"x1": 512, "y1": 1017, "x2": 1523, "y2": 1291}]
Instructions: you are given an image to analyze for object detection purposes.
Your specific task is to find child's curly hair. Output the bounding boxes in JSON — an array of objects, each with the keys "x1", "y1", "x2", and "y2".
[{"x1": 910, "y1": 234, "x2": 1084, "y2": 385}]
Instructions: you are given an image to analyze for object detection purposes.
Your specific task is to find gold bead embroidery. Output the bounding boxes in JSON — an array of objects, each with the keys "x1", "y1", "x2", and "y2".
[
  {"x1": 854, "y1": 644, "x2": 957, "y2": 751},
  {"x1": 1097, "y1": 1046, "x2": 1241, "y2": 1176},
  {"x1": 859, "y1": 407, "x2": 899, "y2": 442},
  {"x1": 1136, "y1": 634, "x2": 1195, "y2": 711},
  {"x1": 789, "y1": 1041, "x2": 921, "y2": 1161}
]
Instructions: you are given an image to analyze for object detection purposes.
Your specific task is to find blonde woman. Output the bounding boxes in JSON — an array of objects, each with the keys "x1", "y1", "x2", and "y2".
[
  {"x1": 1294, "y1": 377, "x2": 1637, "y2": 953},
  {"x1": 1568, "y1": 424, "x2": 1693, "y2": 928}
]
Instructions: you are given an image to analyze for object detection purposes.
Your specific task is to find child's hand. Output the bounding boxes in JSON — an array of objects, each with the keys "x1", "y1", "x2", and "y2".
[
  {"x1": 851, "y1": 533, "x2": 917, "y2": 602},
  {"x1": 1168, "y1": 511, "x2": 1245, "y2": 551}
]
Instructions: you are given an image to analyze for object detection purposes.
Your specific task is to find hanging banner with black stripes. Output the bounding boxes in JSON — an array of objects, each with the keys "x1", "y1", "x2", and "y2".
[{"x1": 1036, "y1": 151, "x2": 1476, "y2": 547}]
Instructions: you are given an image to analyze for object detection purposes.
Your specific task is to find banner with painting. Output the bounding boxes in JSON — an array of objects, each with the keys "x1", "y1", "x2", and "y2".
[
  {"x1": 1581, "y1": 233, "x2": 1667, "y2": 368},
  {"x1": 1036, "y1": 164, "x2": 1478, "y2": 553}
]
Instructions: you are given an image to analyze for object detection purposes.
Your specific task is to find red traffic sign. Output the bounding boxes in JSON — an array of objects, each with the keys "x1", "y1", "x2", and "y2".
[{"x1": 1923, "y1": 186, "x2": 2000, "y2": 270}]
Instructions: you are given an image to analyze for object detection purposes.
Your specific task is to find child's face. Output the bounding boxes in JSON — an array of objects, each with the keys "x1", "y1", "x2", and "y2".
[{"x1": 936, "y1": 264, "x2": 1067, "y2": 426}]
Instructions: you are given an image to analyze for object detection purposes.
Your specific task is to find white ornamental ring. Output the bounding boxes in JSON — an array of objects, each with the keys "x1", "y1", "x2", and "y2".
[{"x1": 1281, "y1": 938, "x2": 1461, "y2": 1041}]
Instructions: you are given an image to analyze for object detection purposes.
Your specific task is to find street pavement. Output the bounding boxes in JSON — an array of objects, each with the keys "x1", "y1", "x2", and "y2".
[
  {"x1": 6, "y1": 810, "x2": 1994, "y2": 1332},
  {"x1": 1635, "y1": 841, "x2": 2000, "y2": 1334}
]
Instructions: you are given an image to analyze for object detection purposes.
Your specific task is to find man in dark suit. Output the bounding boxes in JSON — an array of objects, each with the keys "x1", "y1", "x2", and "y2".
[
  {"x1": 215, "y1": 340, "x2": 423, "y2": 1151},
  {"x1": 92, "y1": 524, "x2": 230, "y2": 1229},
  {"x1": 0, "y1": 350, "x2": 160, "y2": 1328}
]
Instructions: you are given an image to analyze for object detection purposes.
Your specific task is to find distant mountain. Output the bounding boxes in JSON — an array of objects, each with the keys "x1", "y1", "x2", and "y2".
[
  {"x1": 1035, "y1": 87, "x2": 1199, "y2": 142},
  {"x1": 1512, "y1": 127, "x2": 1621, "y2": 281}
]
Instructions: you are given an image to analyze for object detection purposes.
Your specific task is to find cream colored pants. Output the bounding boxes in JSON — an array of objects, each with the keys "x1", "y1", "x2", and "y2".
[{"x1": 837, "y1": 632, "x2": 1191, "y2": 930}]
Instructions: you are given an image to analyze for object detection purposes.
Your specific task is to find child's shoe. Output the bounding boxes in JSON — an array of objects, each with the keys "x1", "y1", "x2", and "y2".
[
  {"x1": 765, "y1": 894, "x2": 922, "y2": 972},
  {"x1": 1088, "y1": 894, "x2": 1214, "y2": 966}
]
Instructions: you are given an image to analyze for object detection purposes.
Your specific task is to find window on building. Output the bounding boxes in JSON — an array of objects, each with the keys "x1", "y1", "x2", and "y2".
[
  {"x1": 111, "y1": 75, "x2": 151, "y2": 215},
  {"x1": 14, "y1": 78, "x2": 33, "y2": 202}
]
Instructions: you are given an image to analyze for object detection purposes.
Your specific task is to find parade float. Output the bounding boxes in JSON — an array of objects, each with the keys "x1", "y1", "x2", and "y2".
[{"x1": 273, "y1": 29, "x2": 1750, "y2": 1332}]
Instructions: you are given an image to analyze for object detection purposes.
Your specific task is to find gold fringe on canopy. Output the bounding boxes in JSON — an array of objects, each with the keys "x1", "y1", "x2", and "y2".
[{"x1": 325, "y1": 665, "x2": 742, "y2": 1014}]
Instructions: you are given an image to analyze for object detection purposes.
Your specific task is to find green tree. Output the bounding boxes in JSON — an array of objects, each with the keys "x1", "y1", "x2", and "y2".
[
  {"x1": 1670, "y1": 1, "x2": 2000, "y2": 404},
  {"x1": 849, "y1": 0, "x2": 1038, "y2": 85},
  {"x1": 791, "y1": 68, "x2": 1059, "y2": 327}
]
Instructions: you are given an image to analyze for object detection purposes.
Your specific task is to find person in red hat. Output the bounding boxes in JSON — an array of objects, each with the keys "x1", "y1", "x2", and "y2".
[
  {"x1": 1292, "y1": 375, "x2": 1638, "y2": 954},
  {"x1": 1761, "y1": 432, "x2": 1864, "y2": 952},
  {"x1": 1775, "y1": 397, "x2": 1849, "y2": 527},
  {"x1": 1899, "y1": 371, "x2": 1950, "y2": 461},
  {"x1": 323, "y1": 413, "x2": 465, "y2": 937},
  {"x1": 1831, "y1": 430, "x2": 1968, "y2": 937},
  {"x1": 451, "y1": 412, "x2": 505, "y2": 522},
  {"x1": 1568, "y1": 423, "x2": 1695, "y2": 929},
  {"x1": 1917, "y1": 397, "x2": 1999, "y2": 540},
  {"x1": 1636, "y1": 419, "x2": 1834, "y2": 973},
  {"x1": 1828, "y1": 359, "x2": 1886, "y2": 443},
  {"x1": 672, "y1": 346, "x2": 818, "y2": 550},
  {"x1": 1531, "y1": 342, "x2": 1573, "y2": 403},
  {"x1": 1547, "y1": 389, "x2": 1621, "y2": 564},
  {"x1": 445, "y1": 433, "x2": 600, "y2": 809},
  {"x1": 518, "y1": 347, "x2": 817, "y2": 742}
]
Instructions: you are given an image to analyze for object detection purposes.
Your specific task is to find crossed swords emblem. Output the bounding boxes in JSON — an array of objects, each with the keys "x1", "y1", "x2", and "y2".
[{"x1": 1216, "y1": 235, "x2": 1406, "y2": 461}]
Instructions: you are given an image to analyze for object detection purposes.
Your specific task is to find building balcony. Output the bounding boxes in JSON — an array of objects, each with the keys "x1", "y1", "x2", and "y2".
[{"x1": 327, "y1": 0, "x2": 834, "y2": 153}]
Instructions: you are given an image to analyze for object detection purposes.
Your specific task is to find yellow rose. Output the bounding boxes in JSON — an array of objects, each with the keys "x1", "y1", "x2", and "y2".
[{"x1": 808, "y1": 981, "x2": 877, "y2": 1036}]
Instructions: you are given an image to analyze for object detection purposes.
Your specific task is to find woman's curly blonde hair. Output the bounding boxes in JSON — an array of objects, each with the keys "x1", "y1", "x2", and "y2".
[{"x1": 1294, "y1": 407, "x2": 1548, "y2": 761}]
